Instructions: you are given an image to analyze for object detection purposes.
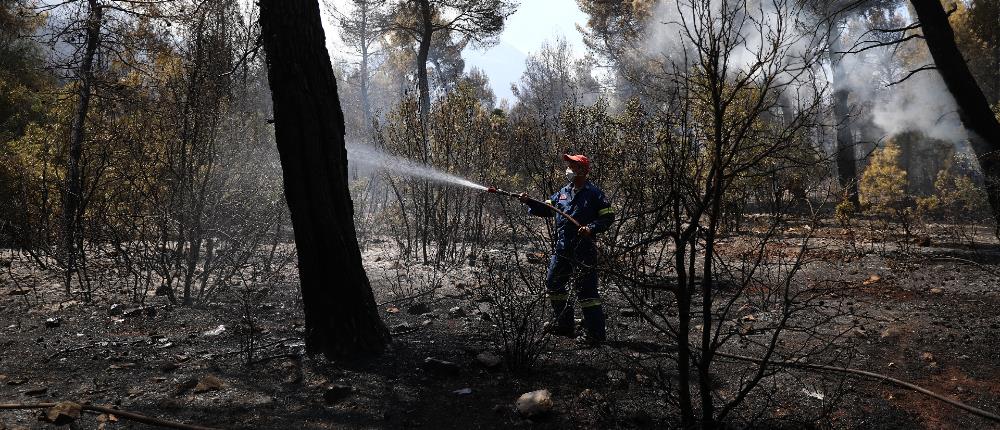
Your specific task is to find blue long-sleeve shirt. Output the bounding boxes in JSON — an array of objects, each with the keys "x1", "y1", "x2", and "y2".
[{"x1": 526, "y1": 181, "x2": 615, "y2": 249}]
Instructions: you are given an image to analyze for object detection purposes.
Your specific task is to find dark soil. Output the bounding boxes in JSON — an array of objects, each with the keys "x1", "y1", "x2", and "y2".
[{"x1": 1, "y1": 222, "x2": 998, "y2": 429}]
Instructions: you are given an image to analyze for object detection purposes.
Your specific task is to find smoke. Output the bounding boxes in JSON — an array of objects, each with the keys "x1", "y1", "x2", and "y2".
[
  {"x1": 345, "y1": 143, "x2": 487, "y2": 190},
  {"x1": 642, "y1": 0, "x2": 819, "y2": 76},
  {"x1": 870, "y1": 71, "x2": 967, "y2": 144},
  {"x1": 639, "y1": 1, "x2": 970, "y2": 148},
  {"x1": 636, "y1": 0, "x2": 829, "y2": 117},
  {"x1": 833, "y1": 16, "x2": 968, "y2": 145}
]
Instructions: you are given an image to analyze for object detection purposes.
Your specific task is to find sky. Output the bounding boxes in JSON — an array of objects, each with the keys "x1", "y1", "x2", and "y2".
[{"x1": 320, "y1": 0, "x2": 590, "y2": 104}]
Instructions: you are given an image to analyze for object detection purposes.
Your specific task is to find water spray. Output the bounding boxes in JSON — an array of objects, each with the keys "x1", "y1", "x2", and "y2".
[{"x1": 345, "y1": 144, "x2": 582, "y2": 226}]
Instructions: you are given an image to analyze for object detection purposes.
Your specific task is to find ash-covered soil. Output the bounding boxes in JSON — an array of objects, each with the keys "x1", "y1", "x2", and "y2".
[{"x1": 0, "y1": 221, "x2": 998, "y2": 429}]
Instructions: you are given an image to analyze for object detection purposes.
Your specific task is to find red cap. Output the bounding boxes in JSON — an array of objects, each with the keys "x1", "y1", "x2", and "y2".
[{"x1": 562, "y1": 153, "x2": 590, "y2": 168}]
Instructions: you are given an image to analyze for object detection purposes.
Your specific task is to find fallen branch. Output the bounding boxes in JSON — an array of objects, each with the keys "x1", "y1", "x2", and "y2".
[
  {"x1": 0, "y1": 402, "x2": 222, "y2": 430},
  {"x1": 45, "y1": 344, "x2": 98, "y2": 362},
  {"x1": 713, "y1": 351, "x2": 1000, "y2": 423}
]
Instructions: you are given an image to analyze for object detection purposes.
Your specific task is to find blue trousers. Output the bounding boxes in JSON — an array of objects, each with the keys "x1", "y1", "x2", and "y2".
[{"x1": 546, "y1": 241, "x2": 606, "y2": 340}]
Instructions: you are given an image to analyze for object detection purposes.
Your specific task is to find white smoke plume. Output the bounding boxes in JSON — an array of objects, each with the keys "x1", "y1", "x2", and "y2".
[
  {"x1": 834, "y1": 16, "x2": 968, "y2": 145},
  {"x1": 640, "y1": 1, "x2": 970, "y2": 148}
]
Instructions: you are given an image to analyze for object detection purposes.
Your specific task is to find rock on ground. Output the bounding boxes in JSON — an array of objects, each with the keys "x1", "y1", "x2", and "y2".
[{"x1": 516, "y1": 389, "x2": 553, "y2": 417}]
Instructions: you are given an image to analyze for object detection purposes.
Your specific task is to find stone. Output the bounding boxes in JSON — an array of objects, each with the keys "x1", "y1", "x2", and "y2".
[
  {"x1": 920, "y1": 352, "x2": 935, "y2": 362},
  {"x1": 392, "y1": 323, "x2": 414, "y2": 333},
  {"x1": 422, "y1": 357, "x2": 460, "y2": 376},
  {"x1": 525, "y1": 252, "x2": 547, "y2": 265},
  {"x1": 448, "y1": 306, "x2": 467, "y2": 318},
  {"x1": 862, "y1": 274, "x2": 881, "y2": 286},
  {"x1": 173, "y1": 378, "x2": 199, "y2": 396},
  {"x1": 44, "y1": 318, "x2": 61, "y2": 328},
  {"x1": 607, "y1": 370, "x2": 628, "y2": 386},
  {"x1": 475, "y1": 351, "x2": 502, "y2": 368},
  {"x1": 160, "y1": 362, "x2": 180, "y2": 373},
  {"x1": 407, "y1": 303, "x2": 431, "y2": 315},
  {"x1": 193, "y1": 375, "x2": 224, "y2": 393},
  {"x1": 620, "y1": 307, "x2": 640, "y2": 318},
  {"x1": 515, "y1": 389, "x2": 553, "y2": 417},
  {"x1": 23, "y1": 386, "x2": 47, "y2": 396},
  {"x1": 323, "y1": 384, "x2": 353, "y2": 404},
  {"x1": 929, "y1": 287, "x2": 944, "y2": 295},
  {"x1": 880, "y1": 326, "x2": 903, "y2": 340},
  {"x1": 203, "y1": 325, "x2": 226, "y2": 336},
  {"x1": 122, "y1": 307, "x2": 155, "y2": 318},
  {"x1": 108, "y1": 304, "x2": 124, "y2": 316},
  {"x1": 42, "y1": 401, "x2": 81, "y2": 426}
]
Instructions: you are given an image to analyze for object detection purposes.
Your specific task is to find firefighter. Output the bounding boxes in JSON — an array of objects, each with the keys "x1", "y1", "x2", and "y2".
[{"x1": 519, "y1": 154, "x2": 615, "y2": 345}]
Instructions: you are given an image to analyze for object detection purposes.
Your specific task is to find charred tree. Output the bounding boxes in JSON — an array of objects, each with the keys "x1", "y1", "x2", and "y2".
[
  {"x1": 259, "y1": 0, "x2": 390, "y2": 358},
  {"x1": 828, "y1": 26, "x2": 860, "y2": 206},
  {"x1": 62, "y1": 0, "x2": 102, "y2": 296},
  {"x1": 910, "y1": 0, "x2": 1000, "y2": 232},
  {"x1": 415, "y1": 0, "x2": 433, "y2": 127}
]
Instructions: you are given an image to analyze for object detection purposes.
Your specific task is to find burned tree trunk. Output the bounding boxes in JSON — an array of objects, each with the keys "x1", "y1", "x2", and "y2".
[
  {"x1": 910, "y1": 0, "x2": 1000, "y2": 232},
  {"x1": 62, "y1": 0, "x2": 102, "y2": 295},
  {"x1": 415, "y1": 0, "x2": 433, "y2": 127},
  {"x1": 828, "y1": 28, "x2": 859, "y2": 206},
  {"x1": 415, "y1": 0, "x2": 433, "y2": 263},
  {"x1": 259, "y1": 0, "x2": 390, "y2": 358}
]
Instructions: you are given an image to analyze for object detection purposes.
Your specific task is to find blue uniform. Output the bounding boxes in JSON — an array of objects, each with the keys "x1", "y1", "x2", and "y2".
[{"x1": 526, "y1": 181, "x2": 615, "y2": 340}]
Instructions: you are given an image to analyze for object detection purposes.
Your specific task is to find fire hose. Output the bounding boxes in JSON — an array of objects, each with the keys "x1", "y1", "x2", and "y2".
[{"x1": 485, "y1": 186, "x2": 583, "y2": 228}]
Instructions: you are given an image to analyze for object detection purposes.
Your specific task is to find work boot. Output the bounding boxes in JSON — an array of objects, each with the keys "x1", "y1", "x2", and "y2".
[
  {"x1": 575, "y1": 332, "x2": 604, "y2": 348},
  {"x1": 542, "y1": 320, "x2": 576, "y2": 337},
  {"x1": 548, "y1": 299, "x2": 575, "y2": 334},
  {"x1": 581, "y1": 305, "x2": 607, "y2": 343}
]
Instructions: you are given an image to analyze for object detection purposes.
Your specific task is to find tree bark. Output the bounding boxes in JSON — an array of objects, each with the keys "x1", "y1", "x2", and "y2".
[
  {"x1": 910, "y1": 0, "x2": 1000, "y2": 232},
  {"x1": 62, "y1": 0, "x2": 102, "y2": 295},
  {"x1": 415, "y1": 0, "x2": 433, "y2": 127},
  {"x1": 259, "y1": 0, "x2": 390, "y2": 359},
  {"x1": 415, "y1": 0, "x2": 433, "y2": 263},
  {"x1": 828, "y1": 28, "x2": 859, "y2": 205}
]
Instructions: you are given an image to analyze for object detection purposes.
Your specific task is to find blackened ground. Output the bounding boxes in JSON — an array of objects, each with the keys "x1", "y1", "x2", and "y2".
[{"x1": 0, "y1": 221, "x2": 998, "y2": 429}]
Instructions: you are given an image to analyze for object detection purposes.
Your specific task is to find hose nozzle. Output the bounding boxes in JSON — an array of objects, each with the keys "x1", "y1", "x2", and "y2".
[{"x1": 486, "y1": 187, "x2": 498, "y2": 193}]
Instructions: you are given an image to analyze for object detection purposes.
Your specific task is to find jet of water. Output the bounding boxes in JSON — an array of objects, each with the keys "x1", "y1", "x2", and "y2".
[{"x1": 346, "y1": 143, "x2": 487, "y2": 191}]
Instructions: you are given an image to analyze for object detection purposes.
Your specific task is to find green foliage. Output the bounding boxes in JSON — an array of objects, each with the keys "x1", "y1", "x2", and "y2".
[
  {"x1": 859, "y1": 141, "x2": 920, "y2": 235},
  {"x1": 859, "y1": 142, "x2": 908, "y2": 213},
  {"x1": 917, "y1": 163, "x2": 990, "y2": 222},
  {"x1": 835, "y1": 199, "x2": 856, "y2": 227}
]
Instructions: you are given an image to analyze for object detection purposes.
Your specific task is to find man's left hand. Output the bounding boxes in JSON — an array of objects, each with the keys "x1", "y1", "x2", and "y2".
[{"x1": 578, "y1": 226, "x2": 592, "y2": 237}]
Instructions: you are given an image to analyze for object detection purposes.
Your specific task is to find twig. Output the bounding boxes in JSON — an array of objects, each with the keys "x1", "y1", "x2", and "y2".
[
  {"x1": 0, "y1": 402, "x2": 223, "y2": 430},
  {"x1": 377, "y1": 288, "x2": 437, "y2": 307},
  {"x1": 45, "y1": 344, "x2": 98, "y2": 362},
  {"x1": 713, "y1": 351, "x2": 1000, "y2": 423},
  {"x1": 886, "y1": 65, "x2": 938, "y2": 87},
  {"x1": 392, "y1": 327, "x2": 423, "y2": 336}
]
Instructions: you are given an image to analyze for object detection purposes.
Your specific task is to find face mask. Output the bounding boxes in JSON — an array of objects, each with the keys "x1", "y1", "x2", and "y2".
[{"x1": 565, "y1": 168, "x2": 577, "y2": 182}]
